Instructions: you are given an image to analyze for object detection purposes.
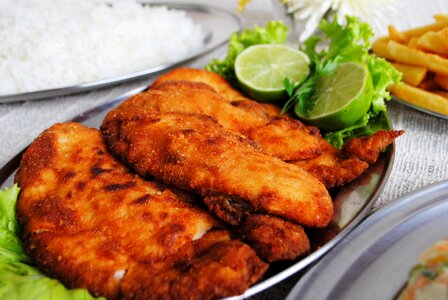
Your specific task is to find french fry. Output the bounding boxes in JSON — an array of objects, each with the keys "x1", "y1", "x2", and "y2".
[
  {"x1": 418, "y1": 79, "x2": 439, "y2": 91},
  {"x1": 434, "y1": 14, "x2": 448, "y2": 22},
  {"x1": 418, "y1": 31, "x2": 448, "y2": 55},
  {"x1": 402, "y1": 21, "x2": 448, "y2": 38},
  {"x1": 390, "y1": 83, "x2": 448, "y2": 115},
  {"x1": 387, "y1": 41, "x2": 448, "y2": 76},
  {"x1": 372, "y1": 38, "x2": 394, "y2": 60},
  {"x1": 391, "y1": 63, "x2": 427, "y2": 86},
  {"x1": 436, "y1": 28, "x2": 448, "y2": 49},
  {"x1": 407, "y1": 37, "x2": 421, "y2": 49},
  {"x1": 434, "y1": 74, "x2": 448, "y2": 91},
  {"x1": 388, "y1": 25, "x2": 408, "y2": 43}
]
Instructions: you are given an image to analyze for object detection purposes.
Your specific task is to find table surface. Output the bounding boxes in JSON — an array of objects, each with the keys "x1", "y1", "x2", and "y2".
[{"x1": 1, "y1": 0, "x2": 448, "y2": 299}]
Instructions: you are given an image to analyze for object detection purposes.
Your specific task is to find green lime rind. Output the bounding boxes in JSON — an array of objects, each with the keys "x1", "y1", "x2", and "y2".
[{"x1": 296, "y1": 62, "x2": 373, "y2": 131}]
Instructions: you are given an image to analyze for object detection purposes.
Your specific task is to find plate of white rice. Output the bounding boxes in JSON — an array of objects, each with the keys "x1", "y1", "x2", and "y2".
[{"x1": 0, "y1": 0, "x2": 242, "y2": 103}]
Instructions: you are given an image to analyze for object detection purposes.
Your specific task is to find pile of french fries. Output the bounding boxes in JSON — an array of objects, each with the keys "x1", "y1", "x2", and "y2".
[{"x1": 373, "y1": 15, "x2": 448, "y2": 116}]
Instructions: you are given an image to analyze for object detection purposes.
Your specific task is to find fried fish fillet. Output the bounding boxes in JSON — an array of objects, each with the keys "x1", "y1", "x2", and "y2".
[
  {"x1": 103, "y1": 87, "x2": 314, "y2": 262},
  {"x1": 148, "y1": 68, "x2": 404, "y2": 187},
  {"x1": 101, "y1": 111, "x2": 333, "y2": 228},
  {"x1": 15, "y1": 122, "x2": 267, "y2": 300},
  {"x1": 239, "y1": 214, "x2": 310, "y2": 262},
  {"x1": 292, "y1": 130, "x2": 405, "y2": 187},
  {"x1": 151, "y1": 67, "x2": 283, "y2": 117},
  {"x1": 151, "y1": 67, "x2": 249, "y2": 103},
  {"x1": 105, "y1": 80, "x2": 323, "y2": 162}
]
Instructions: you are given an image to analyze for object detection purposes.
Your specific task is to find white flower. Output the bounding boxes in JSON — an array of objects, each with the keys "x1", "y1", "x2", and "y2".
[
  {"x1": 335, "y1": 0, "x2": 401, "y2": 36},
  {"x1": 285, "y1": 0, "x2": 336, "y2": 42},
  {"x1": 285, "y1": 0, "x2": 401, "y2": 41}
]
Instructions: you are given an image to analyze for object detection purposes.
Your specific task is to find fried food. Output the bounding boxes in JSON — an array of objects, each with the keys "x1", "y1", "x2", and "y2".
[
  {"x1": 342, "y1": 130, "x2": 405, "y2": 164},
  {"x1": 107, "y1": 81, "x2": 271, "y2": 136},
  {"x1": 108, "y1": 68, "x2": 402, "y2": 188},
  {"x1": 391, "y1": 62, "x2": 427, "y2": 86},
  {"x1": 293, "y1": 130, "x2": 404, "y2": 187},
  {"x1": 152, "y1": 67, "x2": 249, "y2": 102},
  {"x1": 239, "y1": 214, "x2": 310, "y2": 262},
  {"x1": 15, "y1": 122, "x2": 267, "y2": 300},
  {"x1": 101, "y1": 111, "x2": 333, "y2": 228},
  {"x1": 151, "y1": 67, "x2": 283, "y2": 117},
  {"x1": 390, "y1": 83, "x2": 448, "y2": 115},
  {"x1": 374, "y1": 19, "x2": 448, "y2": 116},
  {"x1": 105, "y1": 80, "x2": 322, "y2": 162}
]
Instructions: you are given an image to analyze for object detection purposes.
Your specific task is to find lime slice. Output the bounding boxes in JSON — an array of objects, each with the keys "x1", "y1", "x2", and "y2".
[
  {"x1": 235, "y1": 44, "x2": 310, "y2": 102},
  {"x1": 296, "y1": 62, "x2": 373, "y2": 131}
]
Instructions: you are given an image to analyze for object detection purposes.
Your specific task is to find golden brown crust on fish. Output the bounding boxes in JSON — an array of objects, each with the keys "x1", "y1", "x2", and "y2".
[
  {"x1": 239, "y1": 214, "x2": 310, "y2": 262},
  {"x1": 121, "y1": 240, "x2": 267, "y2": 300},
  {"x1": 151, "y1": 67, "x2": 283, "y2": 117},
  {"x1": 151, "y1": 67, "x2": 249, "y2": 103},
  {"x1": 101, "y1": 112, "x2": 334, "y2": 228},
  {"x1": 145, "y1": 68, "x2": 404, "y2": 188},
  {"x1": 343, "y1": 130, "x2": 405, "y2": 164},
  {"x1": 15, "y1": 122, "x2": 267, "y2": 300}
]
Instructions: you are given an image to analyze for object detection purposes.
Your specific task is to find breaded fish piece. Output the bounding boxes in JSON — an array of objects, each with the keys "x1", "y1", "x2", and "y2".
[
  {"x1": 343, "y1": 130, "x2": 405, "y2": 164},
  {"x1": 239, "y1": 214, "x2": 310, "y2": 262},
  {"x1": 101, "y1": 112, "x2": 333, "y2": 228},
  {"x1": 122, "y1": 237, "x2": 266, "y2": 299},
  {"x1": 151, "y1": 68, "x2": 283, "y2": 117},
  {"x1": 146, "y1": 68, "x2": 403, "y2": 188},
  {"x1": 151, "y1": 67, "x2": 249, "y2": 103},
  {"x1": 105, "y1": 80, "x2": 323, "y2": 161},
  {"x1": 15, "y1": 122, "x2": 267, "y2": 300},
  {"x1": 104, "y1": 88, "x2": 316, "y2": 262},
  {"x1": 106, "y1": 82, "x2": 269, "y2": 136},
  {"x1": 293, "y1": 130, "x2": 404, "y2": 187}
]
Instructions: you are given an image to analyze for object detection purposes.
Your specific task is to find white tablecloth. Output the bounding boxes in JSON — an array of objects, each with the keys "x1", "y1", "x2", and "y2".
[{"x1": 1, "y1": 0, "x2": 447, "y2": 298}]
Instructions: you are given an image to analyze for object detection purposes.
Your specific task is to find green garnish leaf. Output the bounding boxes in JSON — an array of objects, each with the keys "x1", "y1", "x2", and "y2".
[
  {"x1": 283, "y1": 78, "x2": 298, "y2": 97},
  {"x1": 324, "y1": 115, "x2": 370, "y2": 149},
  {"x1": 282, "y1": 16, "x2": 401, "y2": 148},
  {"x1": 0, "y1": 185, "x2": 102, "y2": 300},
  {"x1": 205, "y1": 20, "x2": 288, "y2": 84}
]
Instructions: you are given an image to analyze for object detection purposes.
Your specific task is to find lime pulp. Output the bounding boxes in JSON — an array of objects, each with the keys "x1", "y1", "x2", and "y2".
[
  {"x1": 235, "y1": 44, "x2": 310, "y2": 102},
  {"x1": 296, "y1": 62, "x2": 373, "y2": 131}
]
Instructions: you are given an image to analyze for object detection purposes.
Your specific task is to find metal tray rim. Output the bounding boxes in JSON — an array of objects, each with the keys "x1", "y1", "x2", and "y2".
[{"x1": 286, "y1": 179, "x2": 448, "y2": 300}]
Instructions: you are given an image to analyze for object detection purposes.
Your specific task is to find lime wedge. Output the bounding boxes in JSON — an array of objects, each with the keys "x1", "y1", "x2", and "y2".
[
  {"x1": 235, "y1": 44, "x2": 310, "y2": 102},
  {"x1": 297, "y1": 62, "x2": 373, "y2": 130}
]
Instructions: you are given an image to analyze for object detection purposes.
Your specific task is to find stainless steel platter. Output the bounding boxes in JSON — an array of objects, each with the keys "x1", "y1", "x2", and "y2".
[
  {"x1": 0, "y1": 82, "x2": 397, "y2": 298},
  {"x1": 0, "y1": 2, "x2": 242, "y2": 103},
  {"x1": 287, "y1": 180, "x2": 448, "y2": 300}
]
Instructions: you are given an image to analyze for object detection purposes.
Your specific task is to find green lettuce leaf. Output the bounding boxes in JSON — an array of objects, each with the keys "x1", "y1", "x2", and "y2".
[
  {"x1": 367, "y1": 55, "x2": 402, "y2": 117},
  {"x1": 284, "y1": 16, "x2": 401, "y2": 148},
  {"x1": 205, "y1": 20, "x2": 288, "y2": 84},
  {"x1": 0, "y1": 185, "x2": 102, "y2": 300}
]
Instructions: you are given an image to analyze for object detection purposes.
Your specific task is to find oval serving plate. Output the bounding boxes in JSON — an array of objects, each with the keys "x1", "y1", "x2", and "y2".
[
  {"x1": 287, "y1": 180, "x2": 448, "y2": 300},
  {"x1": 0, "y1": 2, "x2": 242, "y2": 103},
  {"x1": 0, "y1": 84, "x2": 396, "y2": 298}
]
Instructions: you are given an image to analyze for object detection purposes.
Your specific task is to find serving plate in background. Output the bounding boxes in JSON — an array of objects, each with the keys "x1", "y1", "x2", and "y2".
[
  {"x1": 287, "y1": 180, "x2": 448, "y2": 300},
  {"x1": 0, "y1": 2, "x2": 242, "y2": 103},
  {"x1": 0, "y1": 83, "x2": 396, "y2": 298}
]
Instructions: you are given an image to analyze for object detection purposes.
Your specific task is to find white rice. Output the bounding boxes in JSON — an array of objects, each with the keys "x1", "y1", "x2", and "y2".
[{"x1": 0, "y1": 0, "x2": 205, "y2": 95}]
